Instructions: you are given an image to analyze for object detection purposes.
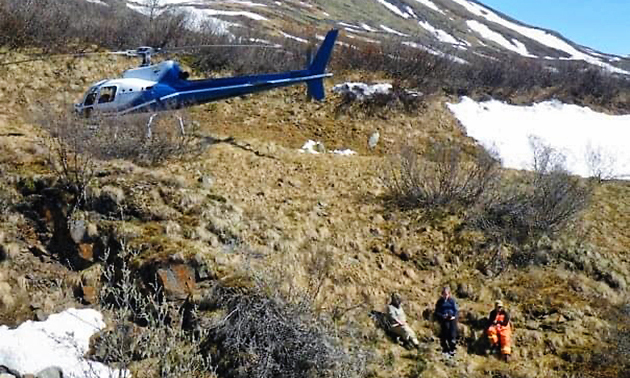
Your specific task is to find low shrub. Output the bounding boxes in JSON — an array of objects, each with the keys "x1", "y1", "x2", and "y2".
[
  {"x1": 204, "y1": 280, "x2": 368, "y2": 378},
  {"x1": 472, "y1": 139, "x2": 592, "y2": 244},
  {"x1": 384, "y1": 142, "x2": 500, "y2": 210}
]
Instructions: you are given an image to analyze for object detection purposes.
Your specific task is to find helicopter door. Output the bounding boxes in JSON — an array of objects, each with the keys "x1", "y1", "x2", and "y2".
[{"x1": 96, "y1": 86, "x2": 118, "y2": 112}]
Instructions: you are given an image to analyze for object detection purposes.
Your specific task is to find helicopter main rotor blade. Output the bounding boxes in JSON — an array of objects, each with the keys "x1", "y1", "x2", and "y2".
[
  {"x1": 0, "y1": 50, "x2": 136, "y2": 66},
  {"x1": 161, "y1": 44, "x2": 283, "y2": 53}
]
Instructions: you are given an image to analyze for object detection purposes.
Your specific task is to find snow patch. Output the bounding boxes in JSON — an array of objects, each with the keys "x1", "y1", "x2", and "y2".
[
  {"x1": 84, "y1": 0, "x2": 108, "y2": 5},
  {"x1": 447, "y1": 97, "x2": 630, "y2": 179},
  {"x1": 418, "y1": 20, "x2": 458, "y2": 44},
  {"x1": 380, "y1": 25, "x2": 409, "y2": 37},
  {"x1": 0, "y1": 308, "x2": 127, "y2": 378},
  {"x1": 402, "y1": 41, "x2": 468, "y2": 64},
  {"x1": 361, "y1": 23, "x2": 378, "y2": 32},
  {"x1": 127, "y1": 1, "x2": 267, "y2": 21},
  {"x1": 333, "y1": 149, "x2": 357, "y2": 156},
  {"x1": 466, "y1": 20, "x2": 534, "y2": 57},
  {"x1": 374, "y1": 0, "x2": 410, "y2": 18},
  {"x1": 412, "y1": 0, "x2": 444, "y2": 14},
  {"x1": 332, "y1": 82, "x2": 393, "y2": 100},
  {"x1": 299, "y1": 141, "x2": 356, "y2": 156},
  {"x1": 280, "y1": 31, "x2": 308, "y2": 43},
  {"x1": 300, "y1": 140, "x2": 324, "y2": 154}
]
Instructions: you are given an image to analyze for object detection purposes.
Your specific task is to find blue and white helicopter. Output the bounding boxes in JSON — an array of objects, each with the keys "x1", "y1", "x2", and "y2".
[{"x1": 74, "y1": 29, "x2": 339, "y2": 118}]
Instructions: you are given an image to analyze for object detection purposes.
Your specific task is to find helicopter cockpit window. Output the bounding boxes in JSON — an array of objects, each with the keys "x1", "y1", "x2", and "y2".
[
  {"x1": 84, "y1": 88, "x2": 98, "y2": 106},
  {"x1": 98, "y1": 86, "x2": 117, "y2": 104}
]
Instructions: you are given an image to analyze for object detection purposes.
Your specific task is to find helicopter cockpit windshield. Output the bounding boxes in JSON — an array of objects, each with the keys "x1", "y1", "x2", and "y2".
[{"x1": 84, "y1": 87, "x2": 98, "y2": 106}]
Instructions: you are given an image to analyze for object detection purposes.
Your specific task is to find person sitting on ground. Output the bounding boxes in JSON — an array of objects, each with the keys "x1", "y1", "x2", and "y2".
[
  {"x1": 386, "y1": 292, "x2": 420, "y2": 348},
  {"x1": 486, "y1": 299, "x2": 512, "y2": 362},
  {"x1": 434, "y1": 286, "x2": 458, "y2": 357}
]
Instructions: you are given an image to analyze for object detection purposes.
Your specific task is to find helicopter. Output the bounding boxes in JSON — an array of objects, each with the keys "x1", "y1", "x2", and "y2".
[{"x1": 73, "y1": 29, "x2": 339, "y2": 118}]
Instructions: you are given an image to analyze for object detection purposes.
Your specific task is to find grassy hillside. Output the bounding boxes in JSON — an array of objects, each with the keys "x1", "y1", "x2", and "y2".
[{"x1": 0, "y1": 48, "x2": 629, "y2": 378}]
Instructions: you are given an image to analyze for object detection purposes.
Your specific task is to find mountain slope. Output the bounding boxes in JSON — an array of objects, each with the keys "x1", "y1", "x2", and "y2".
[{"x1": 114, "y1": 0, "x2": 630, "y2": 73}]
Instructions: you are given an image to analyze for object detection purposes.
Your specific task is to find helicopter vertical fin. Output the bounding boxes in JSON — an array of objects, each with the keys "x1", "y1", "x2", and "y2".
[{"x1": 306, "y1": 29, "x2": 339, "y2": 101}]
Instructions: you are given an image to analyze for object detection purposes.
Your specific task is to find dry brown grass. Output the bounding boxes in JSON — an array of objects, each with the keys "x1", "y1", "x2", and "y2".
[{"x1": 0, "y1": 51, "x2": 628, "y2": 378}]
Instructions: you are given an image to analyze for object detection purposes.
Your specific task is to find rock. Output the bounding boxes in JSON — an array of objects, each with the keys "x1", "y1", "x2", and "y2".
[
  {"x1": 86, "y1": 223, "x2": 99, "y2": 239},
  {"x1": 165, "y1": 221, "x2": 182, "y2": 237},
  {"x1": 35, "y1": 366, "x2": 63, "y2": 378},
  {"x1": 69, "y1": 220, "x2": 87, "y2": 244},
  {"x1": 368, "y1": 130, "x2": 380, "y2": 149},
  {"x1": 433, "y1": 253, "x2": 446, "y2": 267},
  {"x1": 198, "y1": 175, "x2": 214, "y2": 189},
  {"x1": 456, "y1": 283, "x2": 475, "y2": 300},
  {"x1": 314, "y1": 142, "x2": 326, "y2": 153},
  {"x1": 81, "y1": 285, "x2": 98, "y2": 304},
  {"x1": 77, "y1": 243, "x2": 94, "y2": 262},
  {"x1": 404, "y1": 268, "x2": 417, "y2": 280},
  {"x1": 0, "y1": 242, "x2": 19, "y2": 261},
  {"x1": 96, "y1": 186, "x2": 125, "y2": 214},
  {"x1": 157, "y1": 264, "x2": 196, "y2": 300}
]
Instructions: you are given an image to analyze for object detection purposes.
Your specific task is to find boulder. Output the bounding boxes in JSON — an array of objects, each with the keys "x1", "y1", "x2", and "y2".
[
  {"x1": 456, "y1": 282, "x2": 476, "y2": 300},
  {"x1": 35, "y1": 367, "x2": 63, "y2": 378},
  {"x1": 69, "y1": 220, "x2": 87, "y2": 244},
  {"x1": 81, "y1": 285, "x2": 98, "y2": 305},
  {"x1": 156, "y1": 263, "x2": 196, "y2": 300}
]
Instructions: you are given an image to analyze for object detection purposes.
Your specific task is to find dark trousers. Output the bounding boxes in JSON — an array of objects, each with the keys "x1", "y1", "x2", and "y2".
[{"x1": 439, "y1": 319, "x2": 458, "y2": 353}]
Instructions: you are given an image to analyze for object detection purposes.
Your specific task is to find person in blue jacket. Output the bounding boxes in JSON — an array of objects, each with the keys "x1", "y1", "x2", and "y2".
[{"x1": 434, "y1": 286, "x2": 459, "y2": 356}]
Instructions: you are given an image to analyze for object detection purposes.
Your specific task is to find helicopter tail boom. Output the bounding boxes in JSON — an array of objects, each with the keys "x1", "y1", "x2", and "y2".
[{"x1": 306, "y1": 29, "x2": 339, "y2": 100}]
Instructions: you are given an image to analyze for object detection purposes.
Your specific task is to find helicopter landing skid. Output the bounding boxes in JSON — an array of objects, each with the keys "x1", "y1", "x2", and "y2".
[{"x1": 145, "y1": 113, "x2": 186, "y2": 139}]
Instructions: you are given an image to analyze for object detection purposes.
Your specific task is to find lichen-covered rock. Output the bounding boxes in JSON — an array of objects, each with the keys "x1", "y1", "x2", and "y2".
[{"x1": 156, "y1": 264, "x2": 196, "y2": 301}]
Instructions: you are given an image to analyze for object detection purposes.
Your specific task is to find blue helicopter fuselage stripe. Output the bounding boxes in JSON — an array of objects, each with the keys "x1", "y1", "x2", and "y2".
[{"x1": 122, "y1": 71, "x2": 330, "y2": 114}]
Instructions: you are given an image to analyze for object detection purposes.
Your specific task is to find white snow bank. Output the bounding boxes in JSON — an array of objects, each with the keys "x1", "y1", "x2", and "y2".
[
  {"x1": 0, "y1": 308, "x2": 127, "y2": 378},
  {"x1": 332, "y1": 82, "x2": 392, "y2": 100},
  {"x1": 447, "y1": 97, "x2": 630, "y2": 179}
]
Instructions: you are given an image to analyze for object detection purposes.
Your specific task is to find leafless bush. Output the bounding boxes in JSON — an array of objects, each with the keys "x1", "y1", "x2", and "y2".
[
  {"x1": 0, "y1": 0, "x2": 194, "y2": 51},
  {"x1": 472, "y1": 138, "x2": 592, "y2": 243},
  {"x1": 384, "y1": 142, "x2": 500, "y2": 210},
  {"x1": 585, "y1": 143, "x2": 616, "y2": 182},
  {"x1": 190, "y1": 29, "x2": 306, "y2": 75},
  {"x1": 204, "y1": 279, "x2": 368, "y2": 378},
  {"x1": 91, "y1": 246, "x2": 212, "y2": 378},
  {"x1": 38, "y1": 110, "x2": 97, "y2": 208},
  {"x1": 38, "y1": 109, "x2": 199, "y2": 170}
]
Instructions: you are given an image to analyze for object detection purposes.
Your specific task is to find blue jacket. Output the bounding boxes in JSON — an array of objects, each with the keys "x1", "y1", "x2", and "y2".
[{"x1": 435, "y1": 297, "x2": 459, "y2": 320}]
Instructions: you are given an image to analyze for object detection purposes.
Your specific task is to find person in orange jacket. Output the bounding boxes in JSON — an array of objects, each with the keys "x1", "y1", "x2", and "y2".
[{"x1": 487, "y1": 300, "x2": 512, "y2": 361}]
